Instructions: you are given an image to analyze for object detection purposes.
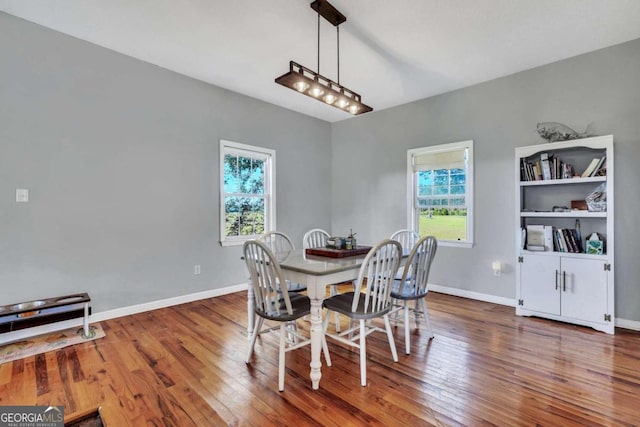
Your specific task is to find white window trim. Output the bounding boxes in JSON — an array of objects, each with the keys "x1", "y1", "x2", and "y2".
[
  {"x1": 220, "y1": 139, "x2": 276, "y2": 247},
  {"x1": 406, "y1": 140, "x2": 474, "y2": 248}
]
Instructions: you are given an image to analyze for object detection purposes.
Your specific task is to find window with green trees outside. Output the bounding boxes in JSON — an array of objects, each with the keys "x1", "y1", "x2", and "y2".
[
  {"x1": 407, "y1": 141, "x2": 474, "y2": 247},
  {"x1": 220, "y1": 140, "x2": 275, "y2": 246}
]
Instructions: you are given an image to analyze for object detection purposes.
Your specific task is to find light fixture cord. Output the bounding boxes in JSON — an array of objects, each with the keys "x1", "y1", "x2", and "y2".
[
  {"x1": 317, "y1": 13, "x2": 320, "y2": 74},
  {"x1": 337, "y1": 26, "x2": 340, "y2": 84}
]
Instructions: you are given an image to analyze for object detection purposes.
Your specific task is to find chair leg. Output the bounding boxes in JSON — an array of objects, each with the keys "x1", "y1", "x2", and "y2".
[
  {"x1": 330, "y1": 284, "x2": 341, "y2": 333},
  {"x1": 413, "y1": 299, "x2": 421, "y2": 329},
  {"x1": 384, "y1": 314, "x2": 399, "y2": 362},
  {"x1": 322, "y1": 309, "x2": 331, "y2": 333},
  {"x1": 359, "y1": 319, "x2": 367, "y2": 387},
  {"x1": 404, "y1": 300, "x2": 411, "y2": 354},
  {"x1": 246, "y1": 317, "x2": 263, "y2": 363},
  {"x1": 392, "y1": 298, "x2": 401, "y2": 326},
  {"x1": 322, "y1": 333, "x2": 332, "y2": 366},
  {"x1": 247, "y1": 285, "x2": 255, "y2": 340},
  {"x1": 278, "y1": 323, "x2": 287, "y2": 391},
  {"x1": 421, "y1": 298, "x2": 434, "y2": 339},
  {"x1": 287, "y1": 321, "x2": 298, "y2": 344}
]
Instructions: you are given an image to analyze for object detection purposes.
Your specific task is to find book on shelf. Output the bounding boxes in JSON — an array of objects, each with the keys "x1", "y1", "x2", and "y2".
[
  {"x1": 554, "y1": 228, "x2": 567, "y2": 252},
  {"x1": 590, "y1": 155, "x2": 607, "y2": 177},
  {"x1": 553, "y1": 229, "x2": 563, "y2": 252},
  {"x1": 520, "y1": 154, "x2": 576, "y2": 181},
  {"x1": 563, "y1": 229, "x2": 578, "y2": 252},
  {"x1": 540, "y1": 153, "x2": 552, "y2": 180},
  {"x1": 526, "y1": 225, "x2": 544, "y2": 250},
  {"x1": 562, "y1": 162, "x2": 574, "y2": 179},
  {"x1": 581, "y1": 158, "x2": 600, "y2": 178},
  {"x1": 552, "y1": 227, "x2": 584, "y2": 253},
  {"x1": 527, "y1": 225, "x2": 553, "y2": 251},
  {"x1": 569, "y1": 229, "x2": 583, "y2": 252}
]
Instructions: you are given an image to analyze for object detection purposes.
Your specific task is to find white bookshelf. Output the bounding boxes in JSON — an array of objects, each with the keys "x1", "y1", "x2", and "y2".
[{"x1": 515, "y1": 135, "x2": 614, "y2": 334}]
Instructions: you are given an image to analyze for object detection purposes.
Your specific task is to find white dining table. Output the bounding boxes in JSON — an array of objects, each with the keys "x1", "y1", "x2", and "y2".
[
  {"x1": 279, "y1": 249, "x2": 369, "y2": 390},
  {"x1": 245, "y1": 248, "x2": 368, "y2": 390}
]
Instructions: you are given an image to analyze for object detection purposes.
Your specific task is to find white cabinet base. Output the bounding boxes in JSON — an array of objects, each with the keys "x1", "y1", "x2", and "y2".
[{"x1": 516, "y1": 307, "x2": 614, "y2": 334}]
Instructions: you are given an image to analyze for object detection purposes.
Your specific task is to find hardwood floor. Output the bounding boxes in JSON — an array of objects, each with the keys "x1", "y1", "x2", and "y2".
[{"x1": 1, "y1": 290, "x2": 639, "y2": 426}]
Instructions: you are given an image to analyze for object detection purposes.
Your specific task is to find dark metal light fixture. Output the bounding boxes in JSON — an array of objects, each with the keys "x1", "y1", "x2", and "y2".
[{"x1": 275, "y1": 0, "x2": 373, "y2": 116}]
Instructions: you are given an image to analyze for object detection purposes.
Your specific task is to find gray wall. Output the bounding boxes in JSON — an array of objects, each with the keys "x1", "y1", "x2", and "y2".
[
  {"x1": 2, "y1": 11, "x2": 640, "y2": 322},
  {"x1": 332, "y1": 38, "x2": 640, "y2": 321},
  {"x1": 0, "y1": 12, "x2": 332, "y2": 313}
]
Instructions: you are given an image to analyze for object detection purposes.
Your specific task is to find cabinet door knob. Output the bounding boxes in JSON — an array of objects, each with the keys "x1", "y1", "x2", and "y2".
[{"x1": 555, "y1": 269, "x2": 559, "y2": 290}]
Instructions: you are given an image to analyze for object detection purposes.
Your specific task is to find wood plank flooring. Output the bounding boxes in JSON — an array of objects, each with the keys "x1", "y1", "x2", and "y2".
[{"x1": 1, "y1": 290, "x2": 639, "y2": 426}]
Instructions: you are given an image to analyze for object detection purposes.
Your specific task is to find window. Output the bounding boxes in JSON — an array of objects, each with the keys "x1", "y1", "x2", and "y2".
[
  {"x1": 220, "y1": 140, "x2": 275, "y2": 246},
  {"x1": 407, "y1": 140, "x2": 474, "y2": 248}
]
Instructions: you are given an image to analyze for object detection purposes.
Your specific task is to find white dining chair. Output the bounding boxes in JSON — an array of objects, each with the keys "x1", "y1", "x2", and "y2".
[
  {"x1": 303, "y1": 228, "x2": 330, "y2": 251},
  {"x1": 303, "y1": 228, "x2": 344, "y2": 331},
  {"x1": 243, "y1": 239, "x2": 331, "y2": 391},
  {"x1": 259, "y1": 231, "x2": 306, "y2": 292},
  {"x1": 322, "y1": 239, "x2": 401, "y2": 386},
  {"x1": 391, "y1": 235, "x2": 437, "y2": 354},
  {"x1": 390, "y1": 229, "x2": 420, "y2": 254},
  {"x1": 390, "y1": 229, "x2": 420, "y2": 280}
]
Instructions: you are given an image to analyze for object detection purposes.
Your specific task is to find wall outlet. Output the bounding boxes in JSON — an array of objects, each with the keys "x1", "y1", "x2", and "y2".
[
  {"x1": 194, "y1": 265, "x2": 201, "y2": 275},
  {"x1": 16, "y1": 188, "x2": 29, "y2": 203}
]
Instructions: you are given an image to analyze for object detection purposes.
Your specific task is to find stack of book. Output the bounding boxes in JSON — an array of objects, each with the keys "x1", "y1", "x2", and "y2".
[
  {"x1": 553, "y1": 228, "x2": 583, "y2": 253},
  {"x1": 520, "y1": 153, "x2": 575, "y2": 181}
]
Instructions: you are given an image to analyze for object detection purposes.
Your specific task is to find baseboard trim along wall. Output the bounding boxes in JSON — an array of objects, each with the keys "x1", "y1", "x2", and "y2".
[
  {"x1": 3, "y1": 282, "x2": 638, "y2": 345},
  {"x1": 427, "y1": 283, "x2": 640, "y2": 332},
  {"x1": 0, "y1": 283, "x2": 247, "y2": 345},
  {"x1": 613, "y1": 318, "x2": 640, "y2": 331},
  {"x1": 428, "y1": 283, "x2": 516, "y2": 307}
]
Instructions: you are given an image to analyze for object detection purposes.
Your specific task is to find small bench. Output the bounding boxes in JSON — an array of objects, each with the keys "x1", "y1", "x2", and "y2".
[{"x1": 0, "y1": 293, "x2": 92, "y2": 338}]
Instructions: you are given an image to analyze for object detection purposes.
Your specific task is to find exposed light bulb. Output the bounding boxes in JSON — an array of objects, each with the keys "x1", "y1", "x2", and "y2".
[
  {"x1": 335, "y1": 98, "x2": 350, "y2": 109},
  {"x1": 323, "y1": 93, "x2": 337, "y2": 104},
  {"x1": 293, "y1": 81, "x2": 310, "y2": 92},
  {"x1": 309, "y1": 86, "x2": 325, "y2": 97},
  {"x1": 347, "y1": 105, "x2": 360, "y2": 114}
]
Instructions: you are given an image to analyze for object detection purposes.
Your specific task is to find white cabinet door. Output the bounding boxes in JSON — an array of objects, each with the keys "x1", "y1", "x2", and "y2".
[
  {"x1": 520, "y1": 254, "x2": 560, "y2": 315},
  {"x1": 560, "y1": 257, "x2": 608, "y2": 323}
]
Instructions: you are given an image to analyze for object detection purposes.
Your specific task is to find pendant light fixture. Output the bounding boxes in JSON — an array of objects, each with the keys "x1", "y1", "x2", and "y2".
[{"x1": 275, "y1": 0, "x2": 373, "y2": 116}]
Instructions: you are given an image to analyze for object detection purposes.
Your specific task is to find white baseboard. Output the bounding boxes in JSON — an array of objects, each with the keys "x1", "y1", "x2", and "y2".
[
  {"x1": 90, "y1": 283, "x2": 247, "y2": 323},
  {"x1": 0, "y1": 283, "x2": 248, "y2": 345},
  {"x1": 3, "y1": 281, "x2": 638, "y2": 345},
  {"x1": 613, "y1": 318, "x2": 640, "y2": 331},
  {"x1": 428, "y1": 283, "x2": 516, "y2": 307},
  {"x1": 428, "y1": 283, "x2": 640, "y2": 331}
]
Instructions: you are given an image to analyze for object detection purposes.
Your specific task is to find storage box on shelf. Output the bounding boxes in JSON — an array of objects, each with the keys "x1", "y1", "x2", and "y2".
[{"x1": 515, "y1": 135, "x2": 614, "y2": 334}]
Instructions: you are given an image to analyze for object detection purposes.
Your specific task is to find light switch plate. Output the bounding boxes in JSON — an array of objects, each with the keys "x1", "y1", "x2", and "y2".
[{"x1": 16, "y1": 188, "x2": 29, "y2": 202}]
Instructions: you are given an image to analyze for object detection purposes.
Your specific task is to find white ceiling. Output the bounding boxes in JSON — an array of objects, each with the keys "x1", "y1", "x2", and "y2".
[{"x1": 2, "y1": 0, "x2": 640, "y2": 123}]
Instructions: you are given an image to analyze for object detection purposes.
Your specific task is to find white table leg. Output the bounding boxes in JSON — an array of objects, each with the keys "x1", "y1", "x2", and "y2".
[
  {"x1": 279, "y1": 262, "x2": 363, "y2": 390},
  {"x1": 306, "y1": 276, "x2": 324, "y2": 390},
  {"x1": 309, "y1": 298, "x2": 323, "y2": 390}
]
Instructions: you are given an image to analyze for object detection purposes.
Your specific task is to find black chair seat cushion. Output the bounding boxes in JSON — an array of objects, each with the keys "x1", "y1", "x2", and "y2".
[
  {"x1": 323, "y1": 292, "x2": 391, "y2": 320},
  {"x1": 390, "y1": 280, "x2": 428, "y2": 300},
  {"x1": 256, "y1": 293, "x2": 310, "y2": 322}
]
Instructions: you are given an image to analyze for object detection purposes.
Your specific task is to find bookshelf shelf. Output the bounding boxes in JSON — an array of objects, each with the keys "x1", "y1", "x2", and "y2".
[
  {"x1": 519, "y1": 176, "x2": 606, "y2": 187},
  {"x1": 520, "y1": 249, "x2": 608, "y2": 260},
  {"x1": 520, "y1": 211, "x2": 607, "y2": 218},
  {"x1": 515, "y1": 135, "x2": 614, "y2": 334}
]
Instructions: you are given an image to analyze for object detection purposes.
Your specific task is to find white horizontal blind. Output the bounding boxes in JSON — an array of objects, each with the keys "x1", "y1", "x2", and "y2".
[{"x1": 413, "y1": 149, "x2": 466, "y2": 171}]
